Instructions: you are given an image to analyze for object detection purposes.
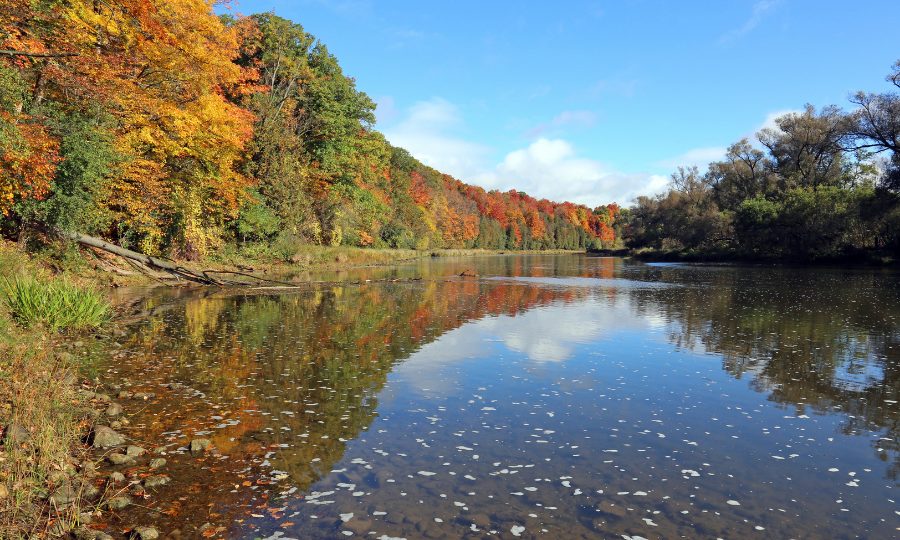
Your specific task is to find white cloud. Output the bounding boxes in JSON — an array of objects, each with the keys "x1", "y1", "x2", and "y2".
[
  {"x1": 474, "y1": 138, "x2": 667, "y2": 207},
  {"x1": 382, "y1": 98, "x2": 493, "y2": 178},
  {"x1": 525, "y1": 110, "x2": 598, "y2": 139},
  {"x1": 384, "y1": 98, "x2": 667, "y2": 206},
  {"x1": 719, "y1": 0, "x2": 781, "y2": 44},
  {"x1": 748, "y1": 109, "x2": 798, "y2": 138}
]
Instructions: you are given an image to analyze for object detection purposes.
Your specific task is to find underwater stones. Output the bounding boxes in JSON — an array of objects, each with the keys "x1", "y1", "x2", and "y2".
[
  {"x1": 383, "y1": 511, "x2": 406, "y2": 524},
  {"x1": 108, "y1": 472, "x2": 126, "y2": 484},
  {"x1": 131, "y1": 526, "x2": 159, "y2": 540},
  {"x1": 190, "y1": 438, "x2": 211, "y2": 453},
  {"x1": 104, "y1": 496, "x2": 131, "y2": 510},
  {"x1": 148, "y1": 458, "x2": 166, "y2": 470},
  {"x1": 342, "y1": 518, "x2": 372, "y2": 535},
  {"x1": 143, "y1": 476, "x2": 170, "y2": 488},
  {"x1": 106, "y1": 403, "x2": 124, "y2": 417},
  {"x1": 126, "y1": 445, "x2": 147, "y2": 457},
  {"x1": 108, "y1": 453, "x2": 133, "y2": 465},
  {"x1": 91, "y1": 426, "x2": 125, "y2": 448}
]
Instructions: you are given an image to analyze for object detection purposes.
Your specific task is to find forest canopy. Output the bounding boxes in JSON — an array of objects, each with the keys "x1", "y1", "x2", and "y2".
[
  {"x1": 0, "y1": 1, "x2": 623, "y2": 259},
  {"x1": 626, "y1": 60, "x2": 900, "y2": 262}
]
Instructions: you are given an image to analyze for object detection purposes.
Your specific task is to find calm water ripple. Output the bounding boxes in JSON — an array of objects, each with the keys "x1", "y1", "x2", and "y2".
[{"x1": 98, "y1": 255, "x2": 900, "y2": 540}]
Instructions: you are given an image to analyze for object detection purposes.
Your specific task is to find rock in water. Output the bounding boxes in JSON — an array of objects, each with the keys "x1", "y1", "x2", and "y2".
[
  {"x1": 126, "y1": 445, "x2": 147, "y2": 457},
  {"x1": 107, "y1": 453, "x2": 133, "y2": 465},
  {"x1": 104, "y1": 496, "x2": 131, "y2": 510},
  {"x1": 143, "y1": 476, "x2": 170, "y2": 488},
  {"x1": 91, "y1": 426, "x2": 125, "y2": 448},
  {"x1": 3, "y1": 424, "x2": 31, "y2": 444},
  {"x1": 148, "y1": 458, "x2": 166, "y2": 469},
  {"x1": 106, "y1": 403, "x2": 124, "y2": 417},
  {"x1": 190, "y1": 439, "x2": 211, "y2": 453},
  {"x1": 108, "y1": 472, "x2": 126, "y2": 484},
  {"x1": 132, "y1": 527, "x2": 159, "y2": 540}
]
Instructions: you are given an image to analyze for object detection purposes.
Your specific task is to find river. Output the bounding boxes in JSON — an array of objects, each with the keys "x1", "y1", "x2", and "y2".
[{"x1": 92, "y1": 254, "x2": 900, "y2": 540}]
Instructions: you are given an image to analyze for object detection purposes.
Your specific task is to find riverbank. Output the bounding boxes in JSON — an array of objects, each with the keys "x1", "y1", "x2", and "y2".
[
  {"x1": 625, "y1": 247, "x2": 899, "y2": 266},
  {"x1": 0, "y1": 243, "x2": 115, "y2": 538},
  {"x1": 0, "y1": 240, "x2": 588, "y2": 537},
  {"x1": 82, "y1": 242, "x2": 586, "y2": 287}
]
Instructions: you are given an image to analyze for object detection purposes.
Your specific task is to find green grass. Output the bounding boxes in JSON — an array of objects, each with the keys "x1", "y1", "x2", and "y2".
[{"x1": 2, "y1": 276, "x2": 110, "y2": 331}]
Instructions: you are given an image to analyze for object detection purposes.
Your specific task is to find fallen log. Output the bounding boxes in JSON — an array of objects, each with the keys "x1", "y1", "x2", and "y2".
[{"x1": 65, "y1": 232, "x2": 223, "y2": 285}]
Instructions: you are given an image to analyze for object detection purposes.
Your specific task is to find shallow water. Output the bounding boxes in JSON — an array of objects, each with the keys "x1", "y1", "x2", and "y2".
[{"x1": 97, "y1": 255, "x2": 900, "y2": 539}]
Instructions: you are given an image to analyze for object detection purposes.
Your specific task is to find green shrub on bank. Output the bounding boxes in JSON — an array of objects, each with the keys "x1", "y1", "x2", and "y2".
[{"x1": 2, "y1": 276, "x2": 110, "y2": 331}]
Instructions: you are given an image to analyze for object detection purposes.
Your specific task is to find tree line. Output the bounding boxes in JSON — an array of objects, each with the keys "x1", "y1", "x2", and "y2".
[
  {"x1": 0, "y1": 0, "x2": 623, "y2": 259},
  {"x1": 626, "y1": 60, "x2": 900, "y2": 261}
]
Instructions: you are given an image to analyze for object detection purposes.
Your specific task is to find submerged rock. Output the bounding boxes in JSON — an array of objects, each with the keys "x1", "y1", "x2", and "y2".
[
  {"x1": 148, "y1": 458, "x2": 166, "y2": 469},
  {"x1": 108, "y1": 472, "x2": 126, "y2": 484},
  {"x1": 107, "y1": 453, "x2": 133, "y2": 465},
  {"x1": 104, "y1": 496, "x2": 131, "y2": 510},
  {"x1": 190, "y1": 439, "x2": 211, "y2": 453},
  {"x1": 91, "y1": 426, "x2": 125, "y2": 448},
  {"x1": 72, "y1": 526, "x2": 114, "y2": 540},
  {"x1": 126, "y1": 445, "x2": 147, "y2": 457},
  {"x1": 143, "y1": 476, "x2": 170, "y2": 488},
  {"x1": 106, "y1": 403, "x2": 124, "y2": 417},
  {"x1": 132, "y1": 526, "x2": 159, "y2": 540}
]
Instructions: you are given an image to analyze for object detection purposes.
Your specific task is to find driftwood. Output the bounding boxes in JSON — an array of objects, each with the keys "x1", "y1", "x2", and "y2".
[
  {"x1": 66, "y1": 232, "x2": 288, "y2": 287},
  {"x1": 67, "y1": 232, "x2": 443, "y2": 289}
]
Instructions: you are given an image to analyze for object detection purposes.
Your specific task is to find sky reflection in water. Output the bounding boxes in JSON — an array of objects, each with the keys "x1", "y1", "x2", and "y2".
[{"x1": 104, "y1": 256, "x2": 900, "y2": 540}]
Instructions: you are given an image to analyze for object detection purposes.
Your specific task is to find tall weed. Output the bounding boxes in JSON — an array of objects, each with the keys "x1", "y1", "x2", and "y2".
[{"x1": 2, "y1": 277, "x2": 109, "y2": 331}]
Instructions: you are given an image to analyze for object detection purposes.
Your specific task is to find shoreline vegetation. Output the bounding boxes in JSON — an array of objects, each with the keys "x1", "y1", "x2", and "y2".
[{"x1": 0, "y1": 241, "x2": 594, "y2": 538}]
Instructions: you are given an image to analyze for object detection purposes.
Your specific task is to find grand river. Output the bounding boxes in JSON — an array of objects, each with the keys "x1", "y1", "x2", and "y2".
[{"x1": 96, "y1": 255, "x2": 900, "y2": 540}]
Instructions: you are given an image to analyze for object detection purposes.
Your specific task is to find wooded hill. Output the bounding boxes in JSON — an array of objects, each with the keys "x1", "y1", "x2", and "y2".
[{"x1": 0, "y1": 0, "x2": 624, "y2": 259}]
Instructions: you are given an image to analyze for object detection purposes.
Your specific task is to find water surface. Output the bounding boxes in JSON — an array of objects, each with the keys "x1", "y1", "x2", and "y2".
[{"x1": 99, "y1": 255, "x2": 900, "y2": 540}]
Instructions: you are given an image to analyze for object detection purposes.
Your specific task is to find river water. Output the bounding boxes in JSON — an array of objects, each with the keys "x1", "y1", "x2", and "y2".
[{"x1": 96, "y1": 255, "x2": 900, "y2": 540}]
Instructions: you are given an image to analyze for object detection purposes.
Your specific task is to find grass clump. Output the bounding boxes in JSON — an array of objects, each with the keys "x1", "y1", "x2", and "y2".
[
  {"x1": 2, "y1": 276, "x2": 109, "y2": 331},
  {"x1": 0, "y1": 242, "x2": 105, "y2": 537}
]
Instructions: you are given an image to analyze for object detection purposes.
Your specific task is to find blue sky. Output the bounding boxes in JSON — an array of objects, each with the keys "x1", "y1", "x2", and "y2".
[{"x1": 229, "y1": 0, "x2": 900, "y2": 207}]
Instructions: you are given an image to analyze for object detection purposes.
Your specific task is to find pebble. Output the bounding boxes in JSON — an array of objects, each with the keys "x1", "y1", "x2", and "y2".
[
  {"x1": 49, "y1": 484, "x2": 78, "y2": 506},
  {"x1": 126, "y1": 445, "x2": 147, "y2": 457},
  {"x1": 91, "y1": 426, "x2": 125, "y2": 448},
  {"x1": 0, "y1": 484, "x2": 7, "y2": 499},
  {"x1": 190, "y1": 439, "x2": 211, "y2": 453},
  {"x1": 109, "y1": 472, "x2": 126, "y2": 484},
  {"x1": 148, "y1": 458, "x2": 166, "y2": 469},
  {"x1": 106, "y1": 403, "x2": 124, "y2": 417},
  {"x1": 132, "y1": 526, "x2": 159, "y2": 540},
  {"x1": 104, "y1": 496, "x2": 131, "y2": 510},
  {"x1": 108, "y1": 453, "x2": 133, "y2": 465},
  {"x1": 144, "y1": 476, "x2": 170, "y2": 488}
]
